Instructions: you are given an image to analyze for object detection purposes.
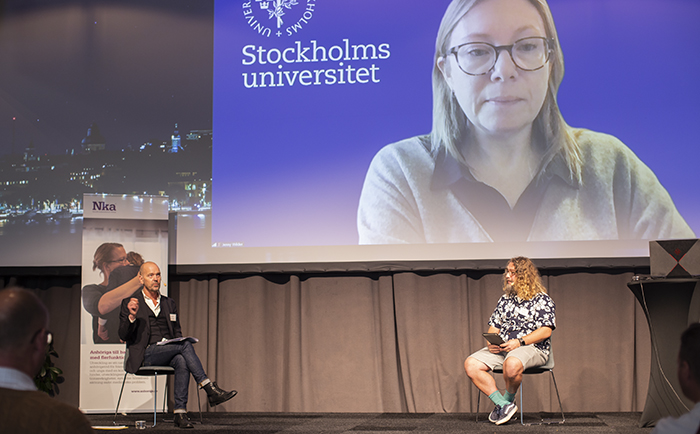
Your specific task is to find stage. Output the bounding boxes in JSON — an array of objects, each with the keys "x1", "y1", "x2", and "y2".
[{"x1": 89, "y1": 412, "x2": 653, "y2": 433}]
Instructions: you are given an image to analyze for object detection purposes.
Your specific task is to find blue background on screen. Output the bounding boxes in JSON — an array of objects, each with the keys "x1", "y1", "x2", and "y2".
[{"x1": 213, "y1": 0, "x2": 699, "y2": 248}]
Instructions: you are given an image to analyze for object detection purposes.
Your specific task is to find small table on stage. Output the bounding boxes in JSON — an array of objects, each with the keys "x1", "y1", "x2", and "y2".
[{"x1": 628, "y1": 277, "x2": 700, "y2": 427}]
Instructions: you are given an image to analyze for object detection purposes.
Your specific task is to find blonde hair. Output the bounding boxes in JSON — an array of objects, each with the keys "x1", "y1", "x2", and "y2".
[
  {"x1": 504, "y1": 256, "x2": 547, "y2": 301},
  {"x1": 431, "y1": 0, "x2": 582, "y2": 184}
]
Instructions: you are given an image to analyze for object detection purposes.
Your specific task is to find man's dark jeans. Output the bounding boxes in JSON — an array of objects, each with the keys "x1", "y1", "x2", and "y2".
[{"x1": 144, "y1": 340, "x2": 207, "y2": 409}]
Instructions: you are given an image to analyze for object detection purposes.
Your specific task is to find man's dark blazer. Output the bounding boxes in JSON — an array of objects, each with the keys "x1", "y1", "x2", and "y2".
[{"x1": 118, "y1": 290, "x2": 183, "y2": 373}]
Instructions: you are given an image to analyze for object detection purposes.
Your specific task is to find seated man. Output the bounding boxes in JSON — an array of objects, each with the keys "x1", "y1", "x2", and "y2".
[
  {"x1": 464, "y1": 256, "x2": 556, "y2": 425},
  {"x1": 0, "y1": 287, "x2": 93, "y2": 433},
  {"x1": 651, "y1": 322, "x2": 700, "y2": 434},
  {"x1": 119, "y1": 261, "x2": 237, "y2": 429}
]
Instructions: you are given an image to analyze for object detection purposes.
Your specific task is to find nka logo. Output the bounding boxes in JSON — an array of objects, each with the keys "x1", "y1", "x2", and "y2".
[{"x1": 92, "y1": 201, "x2": 117, "y2": 212}]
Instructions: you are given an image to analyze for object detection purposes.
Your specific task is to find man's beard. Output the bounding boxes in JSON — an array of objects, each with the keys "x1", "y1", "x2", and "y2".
[{"x1": 505, "y1": 283, "x2": 517, "y2": 297}]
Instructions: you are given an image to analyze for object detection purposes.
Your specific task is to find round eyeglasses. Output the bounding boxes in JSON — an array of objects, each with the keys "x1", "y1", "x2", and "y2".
[{"x1": 446, "y1": 36, "x2": 553, "y2": 76}]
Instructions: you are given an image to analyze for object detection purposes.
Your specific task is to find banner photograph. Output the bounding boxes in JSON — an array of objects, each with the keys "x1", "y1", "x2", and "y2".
[{"x1": 79, "y1": 194, "x2": 169, "y2": 413}]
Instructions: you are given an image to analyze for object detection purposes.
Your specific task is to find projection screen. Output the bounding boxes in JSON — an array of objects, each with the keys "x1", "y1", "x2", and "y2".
[{"x1": 0, "y1": 0, "x2": 698, "y2": 269}]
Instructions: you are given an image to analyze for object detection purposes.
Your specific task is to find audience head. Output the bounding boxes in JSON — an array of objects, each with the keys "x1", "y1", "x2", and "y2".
[
  {"x1": 678, "y1": 322, "x2": 700, "y2": 402},
  {"x1": 0, "y1": 287, "x2": 50, "y2": 376}
]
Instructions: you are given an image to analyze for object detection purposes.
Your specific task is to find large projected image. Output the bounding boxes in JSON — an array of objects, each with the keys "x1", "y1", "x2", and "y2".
[
  {"x1": 0, "y1": 0, "x2": 698, "y2": 268},
  {"x1": 210, "y1": 0, "x2": 698, "y2": 264},
  {"x1": 357, "y1": 0, "x2": 693, "y2": 244}
]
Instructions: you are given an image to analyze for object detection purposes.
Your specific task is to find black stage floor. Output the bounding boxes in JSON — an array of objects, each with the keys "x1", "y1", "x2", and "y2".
[{"x1": 88, "y1": 412, "x2": 654, "y2": 433}]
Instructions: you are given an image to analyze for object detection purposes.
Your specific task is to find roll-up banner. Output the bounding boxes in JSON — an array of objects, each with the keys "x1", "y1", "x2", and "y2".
[{"x1": 79, "y1": 193, "x2": 169, "y2": 413}]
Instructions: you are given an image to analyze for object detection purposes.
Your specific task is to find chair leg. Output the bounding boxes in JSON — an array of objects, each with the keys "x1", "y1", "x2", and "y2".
[
  {"x1": 550, "y1": 370, "x2": 566, "y2": 423},
  {"x1": 113, "y1": 372, "x2": 128, "y2": 425},
  {"x1": 520, "y1": 380, "x2": 524, "y2": 425},
  {"x1": 520, "y1": 370, "x2": 565, "y2": 426},
  {"x1": 152, "y1": 372, "x2": 158, "y2": 427},
  {"x1": 163, "y1": 380, "x2": 168, "y2": 413},
  {"x1": 161, "y1": 380, "x2": 175, "y2": 424},
  {"x1": 475, "y1": 392, "x2": 481, "y2": 421}
]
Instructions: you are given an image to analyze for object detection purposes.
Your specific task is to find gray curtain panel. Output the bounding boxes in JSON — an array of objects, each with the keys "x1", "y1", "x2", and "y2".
[
  {"x1": 6, "y1": 269, "x2": 650, "y2": 413},
  {"x1": 171, "y1": 270, "x2": 650, "y2": 413}
]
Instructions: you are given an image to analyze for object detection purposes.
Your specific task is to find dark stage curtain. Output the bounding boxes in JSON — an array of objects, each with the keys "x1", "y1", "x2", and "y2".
[
  {"x1": 172, "y1": 269, "x2": 650, "y2": 413},
  {"x1": 2, "y1": 269, "x2": 651, "y2": 413}
]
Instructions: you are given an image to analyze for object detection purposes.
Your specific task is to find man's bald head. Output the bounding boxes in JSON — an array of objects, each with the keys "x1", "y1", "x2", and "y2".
[
  {"x1": 138, "y1": 261, "x2": 160, "y2": 276},
  {"x1": 0, "y1": 287, "x2": 48, "y2": 352},
  {"x1": 0, "y1": 287, "x2": 50, "y2": 377},
  {"x1": 138, "y1": 262, "x2": 162, "y2": 295}
]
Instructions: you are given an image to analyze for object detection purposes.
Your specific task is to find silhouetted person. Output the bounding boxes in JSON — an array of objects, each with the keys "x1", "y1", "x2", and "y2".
[
  {"x1": 652, "y1": 323, "x2": 700, "y2": 434},
  {"x1": 0, "y1": 287, "x2": 94, "y2": 433}
]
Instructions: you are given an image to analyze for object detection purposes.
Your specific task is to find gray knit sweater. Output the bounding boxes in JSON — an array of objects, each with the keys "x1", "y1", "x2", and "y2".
[{"x1": 357, "y1": 129, "x2": 694, "y2": 244}]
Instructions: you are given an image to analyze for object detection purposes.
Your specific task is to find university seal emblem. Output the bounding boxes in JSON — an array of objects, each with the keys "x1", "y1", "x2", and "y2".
[{"x1": 242, "y1": 0, "x2": 317, "y2": 38}]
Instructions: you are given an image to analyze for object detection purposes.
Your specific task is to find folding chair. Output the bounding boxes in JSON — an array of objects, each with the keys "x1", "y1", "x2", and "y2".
[
  {"x1": 476, "y1": 346, "x2": 565, "y2": 425},
  {"x1": 113, "y1": 348, "x2": 202, "y2": 427}
]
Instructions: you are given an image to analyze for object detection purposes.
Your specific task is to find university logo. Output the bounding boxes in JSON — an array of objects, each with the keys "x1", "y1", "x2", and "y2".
[{"x1": 242, "y1": 0, "x2": 316, "y2": 38}]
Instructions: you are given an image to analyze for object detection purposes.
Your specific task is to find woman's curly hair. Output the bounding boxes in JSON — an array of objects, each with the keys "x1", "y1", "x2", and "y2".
[{"x1": 503, "y1": 256, "x2": 547, "y2": 301}]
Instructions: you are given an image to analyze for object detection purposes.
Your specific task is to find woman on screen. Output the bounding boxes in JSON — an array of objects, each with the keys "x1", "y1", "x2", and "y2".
[
  {"x1": 357, "y1": 0, "x2": 694, "y2": 244},
  {"x1": 82, "y1": 243, "x2": 143, "y2": 344}
]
